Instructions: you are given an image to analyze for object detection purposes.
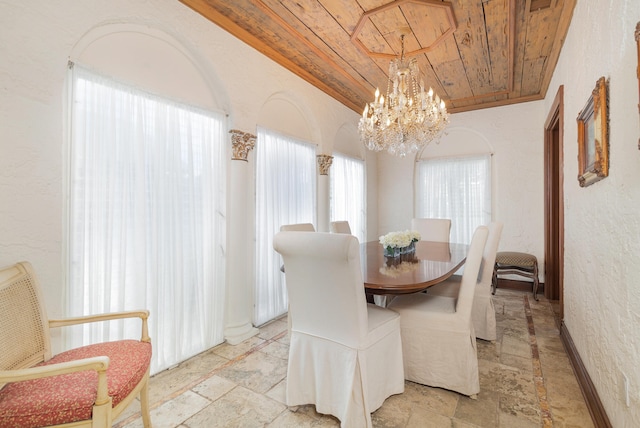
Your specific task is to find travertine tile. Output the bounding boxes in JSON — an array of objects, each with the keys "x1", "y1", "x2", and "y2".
[
  {"x1": 401, "y1": 381, "x2": 459, "y2": 417},
  {"x1": 184, "y1": 386, "x2": 285, "y2": 427},
  {"x1": 498, "y1": 411, "x2": 541, "y2": 428},
  {"x1": 211, "y1": 335, "x2": 265, "y2": 360},
  {"x1": 498, "y1": 392, "x2": 541, "y2": 424},
  {"x1": 453, "y1": 390, "x2": 499, "y2": 427},
  {"x1": 265, "y1": 379, "x2": 287, "y2": 405},
  {"x1": 216, "y1": 349, "x2": 288, "y2": 394},
  {"x1": 260, "y1": 339, "x2": 289, "y2": 360},
  {"x1": 114, "y1": 291, "x2": 594, "y2": 428},
  {"x1": 499, "y1": 352, "x2": 533, "y2": 373},
  {"x1": 549, "y1": 399, "x2": 596, "y2": 428},
  {"x1": 257, "y1": 318, "x2": 288, "y2": 340},
  {"x1": 124, "y1": 390, "x2": 211, "y2": 428},
  {"x1": 146, "y1": 350, "x2": 229, "y2": 403},
  {"x1": 479, "y1": 360, "x2": 537, "y2": 402},
  {"x1": 267, "y1": 409, "x2": 339, "y2": 427},
  {"x1": 501, "y1": 335, "x2": 532, "y2": 359},
  {"x1": 404, "y1": 405, "x2": 455, "y2": 428},
  {"x1": 191, "y1": 374, "x2": 236, "y2": 401},
  {"x1": 289, "y1": 404, "x2": 341, "y2": 424},
  {"x1": 476, "y1": 339, "x2": 501, "y2": 363}
]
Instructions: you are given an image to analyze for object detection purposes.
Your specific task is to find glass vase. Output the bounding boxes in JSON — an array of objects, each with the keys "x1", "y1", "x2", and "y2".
[{"x1": 383, "y1": 246, "x2": 401, "y2": 258}]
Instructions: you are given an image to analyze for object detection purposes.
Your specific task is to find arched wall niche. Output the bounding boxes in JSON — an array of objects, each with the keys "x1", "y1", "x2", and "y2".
[
  {"x1": 333, "y1": 122, "x2": 364, "y2": 159},
  {"x1": 69, "y1": 23, "x2": 228, "y2": 113},
  {"x1": 257, "y1": 91, "x2": 319, "y2": 146},
  {"x1": 416, "y1": 127, "x2": 494, "y2": 160}
]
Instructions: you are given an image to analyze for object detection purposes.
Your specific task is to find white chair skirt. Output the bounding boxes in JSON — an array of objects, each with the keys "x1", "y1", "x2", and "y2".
[
  {"x1": 400, "y1": 324, "x2": 479, "y2": 396},
  {"x1": 473, "y1": 288, "x2": 497, "y2": 341},
  {"x1": 390, "y1": 294, "x2": 480, "y2": 397},
  {"x1": 429, "y1": 276, "x2": 497, "y2": 341},
  {"x1": 286, "y1": 317, "x2": 404, "y2": 427}
]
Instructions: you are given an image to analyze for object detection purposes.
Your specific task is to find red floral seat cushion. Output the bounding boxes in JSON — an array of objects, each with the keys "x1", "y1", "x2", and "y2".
[{"x1": 0, "y1": 340, "x2": 151, "y2": 428}]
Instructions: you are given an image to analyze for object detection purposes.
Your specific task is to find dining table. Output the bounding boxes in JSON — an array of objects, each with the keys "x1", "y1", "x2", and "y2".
[{"x1": 361, "y1": 240, "x2": 468, "y2": 296}]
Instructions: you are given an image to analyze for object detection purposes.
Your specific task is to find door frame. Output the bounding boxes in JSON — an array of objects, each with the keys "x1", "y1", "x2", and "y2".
[{"x1": 544, "y1": 85, "x2": 565, "y2": 319}]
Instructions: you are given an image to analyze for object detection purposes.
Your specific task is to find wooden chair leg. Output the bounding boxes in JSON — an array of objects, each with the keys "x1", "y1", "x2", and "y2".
[
  {"x1": 140, "y1": 376, "x2": 152, "y2": 428},
  {"x1": 491, "y1": 263, "x2": 498, "y2": 295},
  {"x1": 532, "y1": 261, "x2": 540, "y2": 301}
]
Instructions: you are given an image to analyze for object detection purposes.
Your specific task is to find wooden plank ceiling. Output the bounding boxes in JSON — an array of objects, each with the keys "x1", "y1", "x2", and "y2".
[{"x1": 179, "y1": 0, "x2": 576, "y2": 114}]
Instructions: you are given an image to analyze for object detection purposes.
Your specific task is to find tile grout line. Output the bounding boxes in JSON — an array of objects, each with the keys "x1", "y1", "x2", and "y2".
[
  {"x1": 113, "y1": 329, "x2": 289, "y2": 428},
  {"x1": 523, "y1": 295, "x2": 553, "y2": 428}
]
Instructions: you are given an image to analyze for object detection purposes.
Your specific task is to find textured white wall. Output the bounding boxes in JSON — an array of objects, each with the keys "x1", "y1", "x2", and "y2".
[
  {"x1": 544, "y1": 0, "x2": 640, "y2": 425},
  {"x1": 377, "y1": 101, "x2": 546, "y2": 277}
]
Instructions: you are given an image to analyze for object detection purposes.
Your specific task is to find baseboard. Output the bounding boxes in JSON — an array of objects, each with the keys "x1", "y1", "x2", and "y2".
[{"x1": 559, "y1": 321, "x2": 612, "y2": 428}]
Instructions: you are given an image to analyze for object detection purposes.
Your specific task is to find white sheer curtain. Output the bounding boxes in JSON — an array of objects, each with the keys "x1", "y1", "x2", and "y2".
[
  {"x1": 415, "y1": 154, "x2": 491, "y2": 245},
  {"x1": 330, "y1": 153, "x2": 366, "y2": 243},
  {"x1": 67, "y1": 64, "x2": 227, "y2": 374},
  {"x1": 254, "y1": 127, "x2": 316, "y2": 326}
]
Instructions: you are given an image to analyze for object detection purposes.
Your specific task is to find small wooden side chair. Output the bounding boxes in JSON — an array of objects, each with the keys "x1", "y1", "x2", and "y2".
[{"x1": 492, "y1": 251, "x2": 540, "y2": 300}]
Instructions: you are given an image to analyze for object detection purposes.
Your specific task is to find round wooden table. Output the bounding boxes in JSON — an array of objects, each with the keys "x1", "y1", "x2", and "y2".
[{"x1": 361, "y1": 240, "x2": 468, "y2": 295}]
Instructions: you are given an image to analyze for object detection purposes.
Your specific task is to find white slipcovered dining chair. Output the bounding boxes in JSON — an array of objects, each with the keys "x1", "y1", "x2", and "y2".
[
  {"x1": 273, "y1": 232, "x2": 405, "y2": 427},
  {"x1": 411, "y1": 218, "x2": 451, "y2": 242},
  {"x1": 387, "y1": 226, "x2": 488, "y2": 398},
  {"x1": 427, "y1": 222, "x2": 504, "y2": 341},
  {"x1": 280, "y1": 223, "x2": 315, "y2": 232},
  {"x1": 329, "y1": 220, "x2": 352, "y2": 234}
]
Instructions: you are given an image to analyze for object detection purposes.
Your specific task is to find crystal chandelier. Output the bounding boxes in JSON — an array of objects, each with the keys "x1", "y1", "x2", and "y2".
[{"x1": 358, "y1": 35, "x2": 449, "y2": 157}]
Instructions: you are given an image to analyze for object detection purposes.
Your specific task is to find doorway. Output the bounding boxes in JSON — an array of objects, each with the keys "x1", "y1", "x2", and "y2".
[{"x1": 544, "y1": 86, "x2": 565, "y2": 319}]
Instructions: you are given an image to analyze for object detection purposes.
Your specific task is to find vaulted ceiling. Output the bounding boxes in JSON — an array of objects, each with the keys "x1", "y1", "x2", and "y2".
[{"x1": 179, "y1": 0, "x2": 576, "y2": 114}]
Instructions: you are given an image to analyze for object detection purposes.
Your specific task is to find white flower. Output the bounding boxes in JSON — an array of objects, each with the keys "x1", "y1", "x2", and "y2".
[{"x1": 379, "y1": 230, "x2": 421, "y2": 249}]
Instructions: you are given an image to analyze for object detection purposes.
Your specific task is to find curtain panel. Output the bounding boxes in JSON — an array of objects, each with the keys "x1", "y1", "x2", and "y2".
[
  {"x1": 254, "y1": 127, "x2": 316, "y2": 326},
  {"x1": 330, "y1": 153, "x2": 366, "y2": 243},
  {"x1": 415, "y1": 154, "x2": 491, "y2": 245},
  {"x1": 68, "y1": 64, "x2": 227, "y2": 374}
]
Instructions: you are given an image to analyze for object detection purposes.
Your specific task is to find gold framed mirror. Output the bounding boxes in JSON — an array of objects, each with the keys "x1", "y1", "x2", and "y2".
[{"x1": 577, "y1": 76, "x2": 609, "y2": 187}]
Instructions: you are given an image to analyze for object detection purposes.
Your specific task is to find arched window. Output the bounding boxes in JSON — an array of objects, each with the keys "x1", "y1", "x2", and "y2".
[
  {"x1": 254, "y1": 127, "x2": 317, "y2": 326},
  {"x1": 67, "y1": 64, "x2": 227, "y2": 374},
  {"x1": 330, "y1": 153, "x2": 366, "y2": 242},
  {"x1": 415, "y1": 154, "x2": 491, "y2": 244}
]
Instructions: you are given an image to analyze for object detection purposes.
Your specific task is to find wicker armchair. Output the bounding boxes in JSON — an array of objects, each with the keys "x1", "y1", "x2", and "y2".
[{"x1": 0, "y1": 261, "x2": 152, "y2": 428}]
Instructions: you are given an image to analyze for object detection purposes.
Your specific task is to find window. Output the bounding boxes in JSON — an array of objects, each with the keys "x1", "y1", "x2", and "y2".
[
  {"x1": 330, "y1": 153, "x2": 366, "y2": 242},
  {"x1": 67, "y1": 64, "x2": 227, "y2": 374},
  {"x1": 415, "y1": 155, "x2": 491, "y2": 244},
  {"x1": 254, "y1": 127, "x2": 316, "y2": 326}
]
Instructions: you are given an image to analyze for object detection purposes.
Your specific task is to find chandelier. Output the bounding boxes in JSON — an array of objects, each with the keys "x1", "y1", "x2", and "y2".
[{"x1": 358, "y1": 35, "x2": 449, "y2": 157}]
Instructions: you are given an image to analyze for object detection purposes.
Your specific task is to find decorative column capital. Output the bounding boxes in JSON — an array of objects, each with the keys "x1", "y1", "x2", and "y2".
[
  {"x1": 317, "y1": 154, "x2": 333, "y2": 175},
  {"x1": 230, "y1": 129, "x2": 256, "y2": 161},
  {"x1": 635, "y1": 21, "x2": 640, "y2": 41}
]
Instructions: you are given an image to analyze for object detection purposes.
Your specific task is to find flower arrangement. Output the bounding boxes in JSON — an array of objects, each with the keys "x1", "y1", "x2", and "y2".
[{"x1": 379, "y1": 230, "x2": 421, "y2": 257}]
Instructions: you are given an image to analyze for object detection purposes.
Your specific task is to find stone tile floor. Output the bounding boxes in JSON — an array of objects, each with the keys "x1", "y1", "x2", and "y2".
[{"x1": 114, "y1": 289, "x2": 594, "y2": 427}]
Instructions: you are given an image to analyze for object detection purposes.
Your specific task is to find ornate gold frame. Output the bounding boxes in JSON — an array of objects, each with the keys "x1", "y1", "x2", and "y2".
[{"x1": 577, "y1": 76, "x2": 609, "y2": 187}]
